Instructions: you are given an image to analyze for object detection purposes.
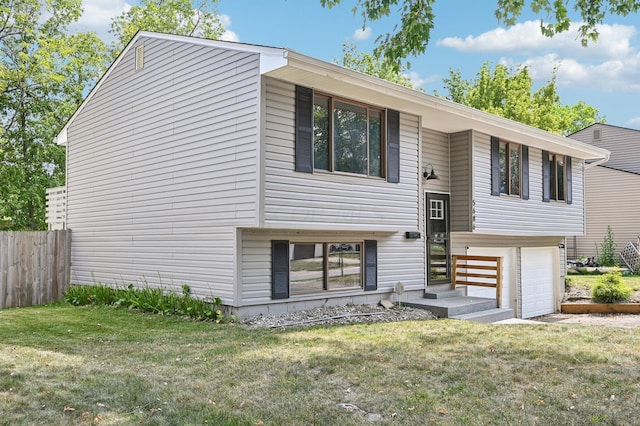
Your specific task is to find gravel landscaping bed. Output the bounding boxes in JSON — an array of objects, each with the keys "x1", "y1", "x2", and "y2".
[{"x1": 241, "y1": 303, "x2": 438, "y2": 329}]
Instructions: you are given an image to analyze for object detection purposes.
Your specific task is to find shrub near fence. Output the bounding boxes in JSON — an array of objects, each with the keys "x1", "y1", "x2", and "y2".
[{"x1": 0, "y1": 230, "x2": 71, "y2": 309}]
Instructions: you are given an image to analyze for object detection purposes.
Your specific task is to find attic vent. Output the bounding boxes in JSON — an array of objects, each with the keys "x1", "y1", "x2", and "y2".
[
  {"x1": 593, "y1": 128, "x2": 601, "y2": 141},
  {"x1": 135, "y1": 45, "x2": 144, "y2": 70}
]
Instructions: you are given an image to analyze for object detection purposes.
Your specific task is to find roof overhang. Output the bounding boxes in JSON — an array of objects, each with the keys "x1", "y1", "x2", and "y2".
[
  {"x1": 264, "y1": 50, "x2": 610, "y2": 161},
  {"x1": 55, "y1": 32, "x2": 610, "y2": 163}
]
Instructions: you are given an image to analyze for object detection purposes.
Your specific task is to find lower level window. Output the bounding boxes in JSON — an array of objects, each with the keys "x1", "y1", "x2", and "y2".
[{"x1": 290, "y1": 243, "x2": 362, "y2": 295}]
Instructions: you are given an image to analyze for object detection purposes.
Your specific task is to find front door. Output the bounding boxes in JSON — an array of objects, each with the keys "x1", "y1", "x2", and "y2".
[{"x1": 426, "y1": 193, "x2": 451, "y2": 285}]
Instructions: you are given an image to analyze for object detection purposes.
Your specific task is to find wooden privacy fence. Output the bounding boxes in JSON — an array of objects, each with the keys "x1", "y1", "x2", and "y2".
[
  {"x1": 0, "y1": 230, "x2": 71, "y2": 309},
  {"x1": 452, "y1": 255, "x2": 503, "y2": 308}
]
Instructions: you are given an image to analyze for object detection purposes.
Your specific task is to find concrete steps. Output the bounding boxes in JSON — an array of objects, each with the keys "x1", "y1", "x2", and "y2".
[
  {"x1": 450, "y1": 307, "x2": 515, "y2": 323},
  {"x1": 404, "y1": 287, "x2": 515, "y2": 323}
]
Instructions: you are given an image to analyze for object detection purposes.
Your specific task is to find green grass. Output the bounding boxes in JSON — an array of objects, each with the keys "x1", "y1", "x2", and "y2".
[
  {"x1": 1, "y1": 304, "x2": 640, "y2": 425},
  {"x1": 568, "y1": 274, "x2": 640, "y2": 291}
]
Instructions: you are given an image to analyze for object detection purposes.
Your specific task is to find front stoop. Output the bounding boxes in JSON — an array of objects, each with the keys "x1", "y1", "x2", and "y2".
[{"x1": 404, "y1": 288, "x2": 514, "y2": 323}]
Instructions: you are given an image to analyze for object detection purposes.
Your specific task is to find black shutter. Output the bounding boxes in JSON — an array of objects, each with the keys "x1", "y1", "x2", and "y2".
[
  {"x1": 387, "y1": 109, "x2": 400, "y2": 183},
  {"x1": 490, "y1": 136, "x2": 500, "y2": 196},
  {"x1": 295, "y1": 85, "x2": 313, "y2": 173},
  {"x1": 363, "y1": 240, "x2": 377, "y2": 291},
  {"x1": 271, "y1": 240, "x2": 290, "y2": 299},
  {"x1": 565, "y1": 156, "x2": 572, "y2": 204},
  {"x1": 542, "y1": 150, "x2": 550, "y2": 202},
  {"x1": 521, "y1": 145, "x2": 529, "y2": 200}
]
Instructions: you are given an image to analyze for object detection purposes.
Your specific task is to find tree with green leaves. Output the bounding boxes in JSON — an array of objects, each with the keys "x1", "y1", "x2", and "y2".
[
  {"x1": 321, "y1": 0, "x2": 640, "y2": 68},
  {"x1": 439, "y1": 63, "x2": 604, "y2": 135},
  {"x1": 1, "y1": 0, "x2": 228, "y2": 230},
  {"x1": 109, "y1": 0, "x2": 225, "y2": 54},
  {"x1": 337, "y1": 43, "x2": 416, "y2": 88},
  {"x1": 0, "y1": 0, "x2": 109, "y2": 230}
]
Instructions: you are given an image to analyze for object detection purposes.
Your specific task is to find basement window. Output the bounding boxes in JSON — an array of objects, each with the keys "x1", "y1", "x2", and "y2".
[
  {"x1": 271, "y1": 239, "x2": 377, "y2": 299},
  {"x1": 289, "y1": 243, "x2": 362, "y2": 295}
]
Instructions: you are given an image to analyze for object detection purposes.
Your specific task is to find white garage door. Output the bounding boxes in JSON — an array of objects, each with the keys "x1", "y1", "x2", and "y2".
[
  {"x1": 521, "y1": 247, "x2": 558, "y2": 318},
  {"x1": 466, "y1": 247, "x2": 515, "y2": 310}
]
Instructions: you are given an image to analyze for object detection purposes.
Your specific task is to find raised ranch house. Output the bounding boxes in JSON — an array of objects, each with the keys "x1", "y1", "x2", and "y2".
[
  {"x1": 48, "y1": 31, "x2": 609, "y2": 319},
  {"x1": 568, "y1": 123, "x2": 640, "y2": 272}
]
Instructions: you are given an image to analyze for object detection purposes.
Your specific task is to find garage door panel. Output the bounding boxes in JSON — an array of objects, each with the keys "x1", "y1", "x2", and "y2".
[{"x1": 521, "y1": 247, "x2": 558, "y2": 318}]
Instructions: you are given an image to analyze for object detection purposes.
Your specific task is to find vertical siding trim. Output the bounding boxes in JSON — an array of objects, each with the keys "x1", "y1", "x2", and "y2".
[
  {"x1": 295, "y1": 85, "x2": 313, "y2": 173},
  {"x1": 364, "y1": 240, "x2": 378, "y2": 291},
  {"x1": 566, "y1": 156, "x2": 572, "y2": 204},
  {"x1": 387, "y1": 109, "x2": 400, "y2": 183},
  {"x1": 521, "y1": 145, "x2": 529, "y2": 200},
  {"x1": 490, "y1": 136, "x2": 500, "y2": 196},
  {"x1": 271, "y1": 240, "x2": 290, "y2": 299}
]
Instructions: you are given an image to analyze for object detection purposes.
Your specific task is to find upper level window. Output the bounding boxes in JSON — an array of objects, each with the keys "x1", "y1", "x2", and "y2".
[
  {"x1": 543, "y1": 151, "x2": 572, "y2": 203},
  {"x1": 491, "y1": 137, "x2": 529, "y2": 200},
  {"x1": 499, "y1": 141, "x2": 521, "y2": 196},
  {"x1": 295, "y1": 85, "x2": 399, "y2": 183},
  {"x1": 313, "y1": 94, "x2": 384, "y2": 177}
]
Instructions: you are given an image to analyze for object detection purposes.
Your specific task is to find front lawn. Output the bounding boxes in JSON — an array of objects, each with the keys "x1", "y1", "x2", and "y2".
[
  {"x1": 1, "y1": 304, "x2": 639, "y2": 425},
  {"x1": 568, "y1": 274, "x2": 640, "y2": 291}
]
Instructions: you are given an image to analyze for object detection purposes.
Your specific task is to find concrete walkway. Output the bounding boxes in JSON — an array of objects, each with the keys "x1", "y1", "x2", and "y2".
[{"x1": 495, "y1": 313, "x2": 640, "y2": 328}]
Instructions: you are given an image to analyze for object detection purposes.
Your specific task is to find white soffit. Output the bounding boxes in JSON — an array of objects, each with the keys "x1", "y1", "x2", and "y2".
[{"x1": 265, "y1": 50, "x2": 609, "y2": 161}]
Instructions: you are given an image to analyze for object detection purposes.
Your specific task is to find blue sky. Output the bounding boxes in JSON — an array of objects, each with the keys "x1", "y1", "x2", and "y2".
[{"x1": 73, "y1": 0, "x2": 640, "y2": 129}]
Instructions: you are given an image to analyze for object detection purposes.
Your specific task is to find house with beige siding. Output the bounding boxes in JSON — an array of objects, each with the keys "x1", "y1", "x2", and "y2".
[
  {"x1": 50, "y1": 32, "x2": 608, "y2": 319},
  {"x1": 568, "y1": 123, "x2": 640, "y2": 268}
]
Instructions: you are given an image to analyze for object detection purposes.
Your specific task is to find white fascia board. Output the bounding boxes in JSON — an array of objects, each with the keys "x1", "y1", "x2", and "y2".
[{"x1": 269, "y1": 51, "x2": 610, "y2": 161}]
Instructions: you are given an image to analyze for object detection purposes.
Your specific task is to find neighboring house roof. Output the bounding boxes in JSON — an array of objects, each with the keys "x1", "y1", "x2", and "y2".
[
  {"x1": 570, "y1": 123, "x2": 640, "y2": 173},
  {"x1": 56, "y1": 31, "x2": 610, "y2": 162}
]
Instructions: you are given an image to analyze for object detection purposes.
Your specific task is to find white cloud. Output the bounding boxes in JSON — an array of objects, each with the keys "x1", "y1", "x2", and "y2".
[
  {"x1": 219, "y1": 14, "x2": 239, "y2": 42},
  {"x1": 438, "y1": 21, "x2": 636, "y2": 61},
  {"x1": 71, "y1": 0, "x2": 130, "y2": 37},
  {"x1": 501, "y1": 52, "x2": 640, "y2": 92},
  {"x1": 439, "y1": 20, "x2": 640, "y2": 93},
  {"x1": 352, "y1": 26, "x2": 372, "y2": 41},
  {"x1": 405, "y1": 71, "x2": 440, "y2": 88}
]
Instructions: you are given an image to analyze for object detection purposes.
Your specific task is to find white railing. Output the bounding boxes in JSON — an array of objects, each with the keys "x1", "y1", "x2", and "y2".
[
  {"x1": 620, "y1": 239, "x2": 640, "y2": 274},
  {"x1": 46, "y1": 186, "x2": 67, "y2": 230}
]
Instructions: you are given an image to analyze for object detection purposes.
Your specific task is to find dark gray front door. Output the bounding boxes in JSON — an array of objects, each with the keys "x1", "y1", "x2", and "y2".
[{"x1": 426, "y1": 192, "x2": 451, "y2": 285}]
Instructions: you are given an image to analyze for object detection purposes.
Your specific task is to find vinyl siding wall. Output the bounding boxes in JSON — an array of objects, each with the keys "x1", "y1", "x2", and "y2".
[
  {"x1": 571, "y1": 167, "x2": 640, "y2": 261},
  {"x1": 569, "y1": 124, "x2": 640, "y2": 261},
  {"x1": 449, "y1": 131, "x2": 473, "y2": 232},
  {"x1": 468, "y1": 132, "x2": 585, "y2": 235},
  {"x1": 262, "y1": 78, "x2": 421, "y2": 231},
  {"x1": 571, "y1": 124, "x2": 640, "y2": 174},
  {"x1": 240, "y1": 228, "x2": 425, "y2": 307},
  {"x1": 237, "y1": 78, "x2": 425, "y2": 309},
  {"x1": 66, "y1": 36, "x2": 262, "y2": 302}
]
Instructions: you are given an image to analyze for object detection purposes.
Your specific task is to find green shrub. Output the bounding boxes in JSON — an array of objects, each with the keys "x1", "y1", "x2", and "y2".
[
  {"x1": 596, "y1": 226, "x2": 617, "y2": 267},
  {"x1": 64, "y1": 283, "x2": 231, "y2": 322},
  {"x1": 591, "y1": 270, "x2": 633, "y2": 303}
]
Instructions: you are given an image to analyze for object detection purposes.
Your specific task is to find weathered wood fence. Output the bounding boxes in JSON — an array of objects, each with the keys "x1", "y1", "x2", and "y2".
[{"x1": 0, "y1": 230, "x2": 71, "y2": 309}]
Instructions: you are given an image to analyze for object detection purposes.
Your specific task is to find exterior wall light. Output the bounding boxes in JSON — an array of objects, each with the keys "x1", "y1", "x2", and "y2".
[{"x1": 422, "y1": 164, "x2": 439, "y2": 180}]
